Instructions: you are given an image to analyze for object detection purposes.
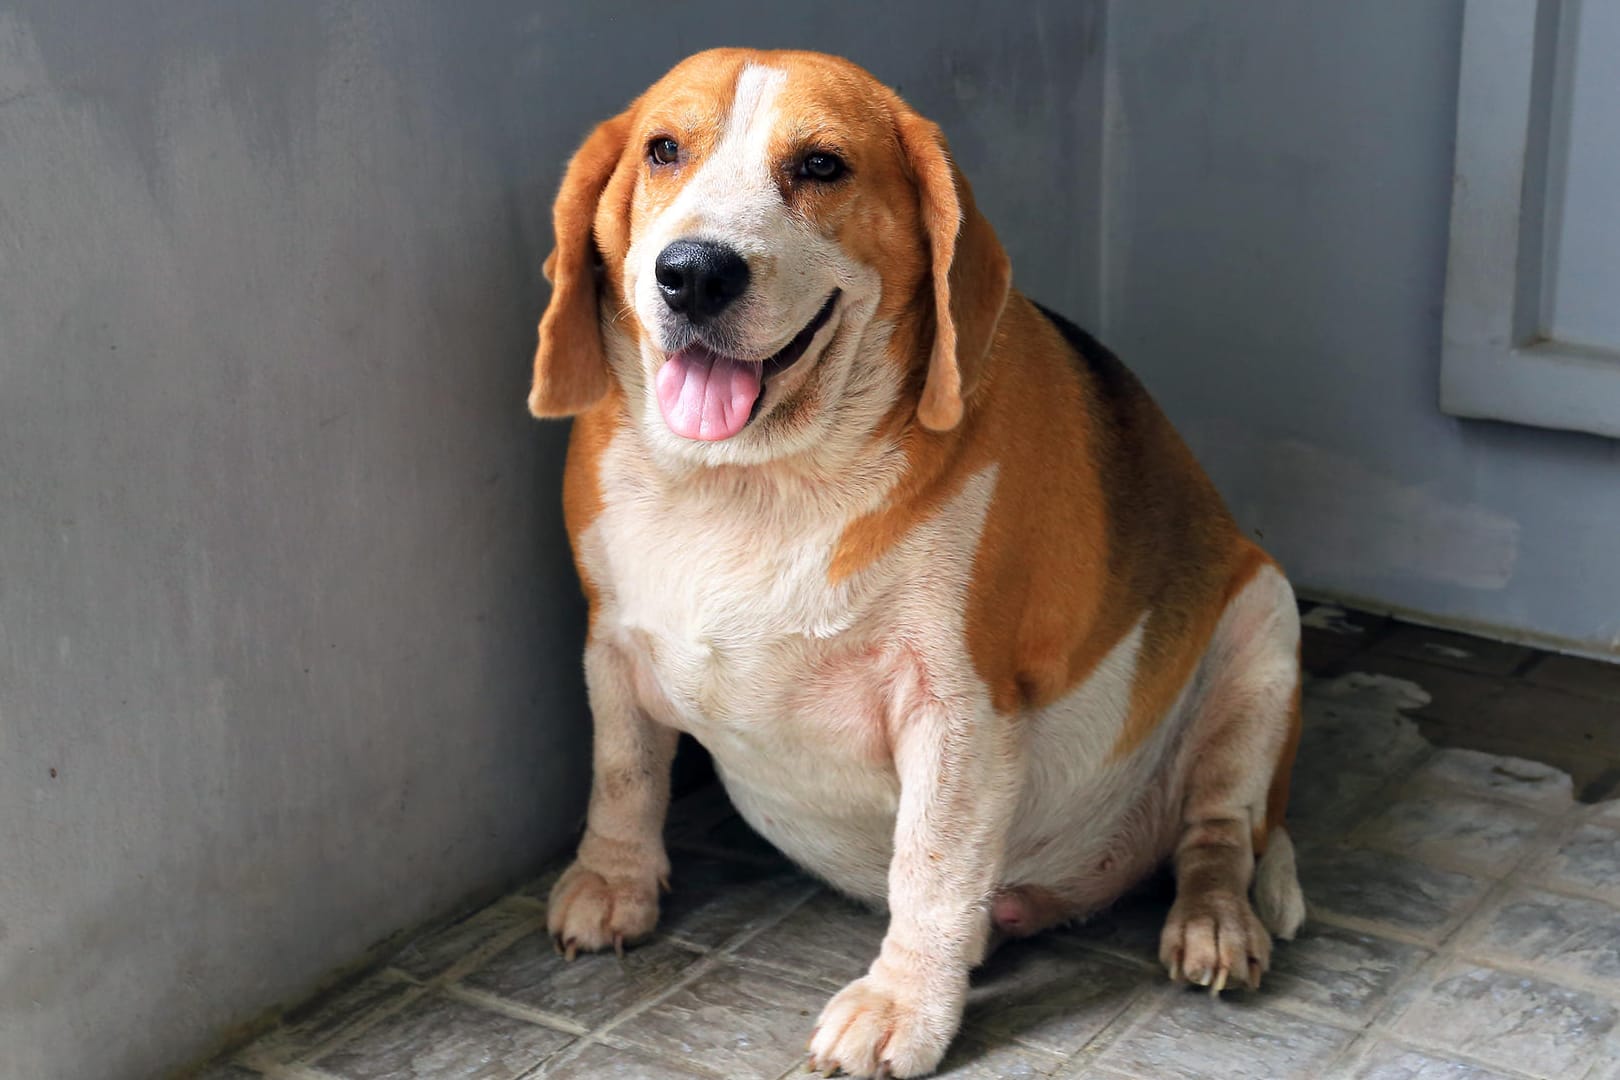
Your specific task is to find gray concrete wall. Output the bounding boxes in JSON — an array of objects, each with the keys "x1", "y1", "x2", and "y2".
[
  {"x1": 0, "y1": 2, "x2": 1101, "y2": 1077},
  {"x1": 0, "y1": 4, "x2": 597, "y2": 1077},
  {"x1": 1097, "y1": 1, "x2": 1620, "y2": 655}
]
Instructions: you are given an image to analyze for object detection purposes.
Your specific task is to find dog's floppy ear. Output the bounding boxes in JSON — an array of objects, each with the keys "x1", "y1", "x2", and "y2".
[
  {"x1": 529, "y1": 110, "x2": 635, "y2": 418},
  {"x1": 897, "y1": 114, "x2": 1011, "y2": 432}
]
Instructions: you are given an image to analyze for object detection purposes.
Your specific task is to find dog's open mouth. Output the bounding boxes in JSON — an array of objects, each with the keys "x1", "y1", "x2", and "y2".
[{"x1": 655, "y1": 291, "x2": 839, "y2": 442}]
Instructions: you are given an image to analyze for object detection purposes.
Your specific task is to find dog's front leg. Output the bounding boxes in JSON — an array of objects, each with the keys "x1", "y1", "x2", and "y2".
[
  {"x1": 547, "y1": 639, "x2": 678, "y2": 958},
  {"x1": 809, "y1": 692, "x2": 1015, "y2": 1079}
]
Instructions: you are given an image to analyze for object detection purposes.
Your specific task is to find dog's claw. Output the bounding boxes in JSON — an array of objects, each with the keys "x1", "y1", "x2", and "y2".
[
  {"x1": 551, "y1": 933, "x2": 564, "y2": 957},
  {"x1": 613, "y1": 933, "x2": 625, "y2": 959},
  {"x1": 1168, "y1": 955, "x2": 1182, "y2": 982},
  {"x1": 874, "y1": 1065, "x2": 891, "y2": 1080},
  {"x1": 1210, "y1": 967, "x2": 1228, "y2": 996},
  {"x1": 563, "y1": 940, "x2": 578, "y2": 963}
]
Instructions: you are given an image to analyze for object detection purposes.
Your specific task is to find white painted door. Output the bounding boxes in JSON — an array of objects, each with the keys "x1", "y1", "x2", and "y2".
[{"x1": 1442, "y1": 0, "x2": 1620, "y2": 438}]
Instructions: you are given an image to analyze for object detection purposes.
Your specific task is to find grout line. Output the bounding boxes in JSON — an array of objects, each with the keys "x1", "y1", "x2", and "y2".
[
  {"x1": 1501, "y1": 874, "x2": 1620, "y2": 909},
  {"x1": 1302, "y1": 908, "x2": 1464, "y2": 952},
  {"x1": 1340, "y1": 832, "x2": 1539, "y2": 884},
  {"x1": 584, "y1": 887, "x2": 833, "y2": 1072},
  {"x1": 1051, "y1": 983, "x2": 1176, "y2": 1077},
  {"x1": 236, "y1": 973, "x2": 430, "y2": 1073},
  {"x1": 581, "y1": 952, "x2": 727, "y2": 1047},
  {"x1": 1335, "y1": 1030, "x2": 1543, "y2": 1080},
  {"x1": 592, "y1": 888, "x2": 829, "y2": 1041},
  {"x1": 1357, "y1": 1001, "x2": 1591, "y2": 1079},
  {"x1": 440, "y1": 984, "x2": 593, "y2": 1036},
  {"x1": 1317, "y1": 1028, "x2": 1383, "y2": 1078},
  {"x1": 433, "y1": 919, "x2": 551, "y2": 987},
  {"x1": 1448, "y1": 945, "x2": 1620, "y2": 1006},
  {"x1": 986, "y1": 977, "x2": 1165, "y2": 1068}
]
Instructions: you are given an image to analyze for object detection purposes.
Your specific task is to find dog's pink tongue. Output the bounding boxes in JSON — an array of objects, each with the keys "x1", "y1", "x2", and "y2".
[{"x1": 655, "y1": 345, "x2": 762, "y2": 441}]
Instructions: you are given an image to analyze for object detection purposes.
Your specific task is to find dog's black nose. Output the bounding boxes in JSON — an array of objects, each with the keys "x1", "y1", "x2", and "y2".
[{"x1": 654, "y1": 240, "x2": 750, "y2": 322}]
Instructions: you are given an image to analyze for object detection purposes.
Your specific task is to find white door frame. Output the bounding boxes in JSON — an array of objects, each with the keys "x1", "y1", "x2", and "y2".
[{"x1": 1442, "y1": 0, "x2": 1620, "y2": 439}]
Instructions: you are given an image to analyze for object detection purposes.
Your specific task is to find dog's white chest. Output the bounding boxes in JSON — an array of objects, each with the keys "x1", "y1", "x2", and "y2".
[{"x1": 589, "y1": 485, "x2": 908, "y2": 894}]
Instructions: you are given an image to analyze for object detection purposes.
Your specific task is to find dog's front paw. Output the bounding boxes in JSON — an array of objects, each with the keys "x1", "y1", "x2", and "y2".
[
  {"x1": 1159, "y1": 888, "x2": 1271, "y2": 994},
  {"x1": 546, "y1": 859, "x2": 663, "y2": 960},
  {"x1": 808, "y1": 970, "x2": 960, "y2": 1079}
]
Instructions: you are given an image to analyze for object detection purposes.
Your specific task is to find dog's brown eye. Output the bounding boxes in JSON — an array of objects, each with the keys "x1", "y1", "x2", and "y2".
[
  {"x1": 649, "y1": 137, "x2": 680, "y2": 166},
  {"x1": 799, "y1": 151, "x2": 846, "y2": 182}
]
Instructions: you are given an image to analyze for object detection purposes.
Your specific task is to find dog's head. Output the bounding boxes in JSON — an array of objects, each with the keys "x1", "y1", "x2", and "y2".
[{"x1": 529, "y1": 49, "x2": 1010, "y2": 465}]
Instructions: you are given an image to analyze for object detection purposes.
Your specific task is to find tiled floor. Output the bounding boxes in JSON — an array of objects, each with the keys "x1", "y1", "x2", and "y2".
[{"x1": 200, "y1": 604, "x2": 1620, "y2": 1080}]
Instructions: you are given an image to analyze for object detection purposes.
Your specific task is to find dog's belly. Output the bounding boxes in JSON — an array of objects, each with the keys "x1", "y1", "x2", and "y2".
[
  {"x1": 620, "y1": 608, "x2": 1193, "y2": 910},
  {"x1": 622, "y1": 622, "x2": 907, "y2": 901}
]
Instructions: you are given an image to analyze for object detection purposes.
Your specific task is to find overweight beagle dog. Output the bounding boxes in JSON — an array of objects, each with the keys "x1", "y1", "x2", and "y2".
[{"x1": 530, "y1": 48, "x2": 1306, "y2": 1078}]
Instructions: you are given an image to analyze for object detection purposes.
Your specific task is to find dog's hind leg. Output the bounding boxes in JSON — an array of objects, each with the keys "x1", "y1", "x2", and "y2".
[{"x1": 1159, "y1": 561, "x2": 1304, "y2": 992}]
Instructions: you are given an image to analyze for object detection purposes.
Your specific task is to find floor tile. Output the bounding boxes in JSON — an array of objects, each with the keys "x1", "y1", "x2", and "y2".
[
  {"x1": 932, "y1": 1038, "x2": 1067, "y2": 1078},
  {"x1": 1345, "y1": 1039, "x2": 1527, "y2": 1080},
  {"x1": 1096, "y1": 993, "x2": 1354, "y2": 1080},
  {"x1": 1540, "y1": 823, "x2": 1620, "y2": 896},
  {"x1": 1298, "y1": 677, "x2": 1432, "y2": 777},
  {"x1": 312, "y1": 993, "x2": 573, "y2": 1079},
  {"x1": 391, "y1": 899, "x2": 544, "y2": 981},
  {"x1": 730, "y1": 889, "x2": 887, "y2": 991},
  {"x1": 538, "y1": 1039, "x2": 719, "y2": 1079},
  {"x1": 1371, "y1": 625, "x2": 1534, "y2": 677},
  {"x1": 1286, "y1": 766, "x2": 1389, "y2": 841},
  {"x1": 1413, "y1": 727, "x2": 1616, "y2": 805},
  {"x1": 1405, "y1": 749, "x2": 1574, "y2": 809},
  {"x1": 610, "y1": 962, "x2": 825, "y2": 1080},
  {"x1": 1297, "y1": 846, "x2": 1487, "y2": 942},
  {"x1": 1467, "y1": 886, "x2": 1620, "y2": 986},
  {"x1": 656, "y1": 851, "x2": 815, "y2": 949},
  {"x1": 1353, "y1": 791, "x2": 1545, "y2": 876},
  {"x1": 1391, "y1": 961, "x2": 1620, "y2": 1078},
  {"x1": 962, "y1": 935, "x2": 1154, "y2": 1055},
  {"x1": 1262, "y1": 923, "x2": 1429, "y2": 1023},
  {"x1": 244, "y1": 970, "x2": 420, "y2": 1065},
  {"x1": 460, "y1": 932, "x2": 701, "y2": 1029},
  {"x1": 1523, "y1": 653, "x2": 1620, "y2": 702}
]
